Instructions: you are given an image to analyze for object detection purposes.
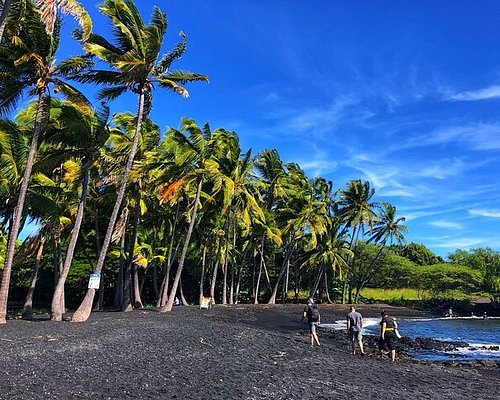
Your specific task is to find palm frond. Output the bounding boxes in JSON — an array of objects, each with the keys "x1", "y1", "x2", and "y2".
[{"x1": 154, "y1": 32, "x2": 187, "y2": 75}]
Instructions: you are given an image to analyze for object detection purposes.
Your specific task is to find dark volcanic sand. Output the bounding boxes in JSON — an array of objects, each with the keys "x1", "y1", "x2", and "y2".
[{"x1": 0, "y1": 304, "x2": 498, "y2": 399}]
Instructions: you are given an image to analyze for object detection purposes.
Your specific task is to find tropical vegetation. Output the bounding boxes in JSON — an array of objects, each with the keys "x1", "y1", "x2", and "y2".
[{"x1": 1, "y1": 0, "x2": 498, "y2": 324}]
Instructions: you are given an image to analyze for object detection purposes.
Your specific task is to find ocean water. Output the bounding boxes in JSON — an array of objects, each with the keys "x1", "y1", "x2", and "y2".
[{"x1": 322, "y1": 316, "x2": 500, "y2": 361}]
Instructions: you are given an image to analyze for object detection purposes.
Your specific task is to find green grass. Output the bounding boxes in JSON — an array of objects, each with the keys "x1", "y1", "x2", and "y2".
[{"x1": 361, "y1": 288, "x2": 430, "y2": 301}]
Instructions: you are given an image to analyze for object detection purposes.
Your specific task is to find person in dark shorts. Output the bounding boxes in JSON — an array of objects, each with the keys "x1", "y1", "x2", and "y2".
[
  {"x1": 301, "y1": 298, "x2": 321, "y2": 347},
  {"x1": 346, "y1": 306, "x2": 364, "y2": 355},
  {"x1": 379, "y1": 310, "x2": 398, "y2": 361}
]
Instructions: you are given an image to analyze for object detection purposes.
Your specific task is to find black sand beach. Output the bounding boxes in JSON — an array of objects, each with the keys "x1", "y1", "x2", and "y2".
[{"x1": 1, "y1": 304, "x2": 498, "y2": 399}]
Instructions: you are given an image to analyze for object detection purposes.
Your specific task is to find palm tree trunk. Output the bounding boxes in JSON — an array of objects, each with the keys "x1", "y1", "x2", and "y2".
[
  {"x1": 93, "y1": 198, "x2": 105, "y2": 311},
  {"x1": 324, "y1": 264, "x2": 333, "y2": 304},
  {"x1": 113, "y1": 209, "x2": 128, "y2": 309},
  {"x1": 254, "y1": 239, "x2": 264, "y2": 304},
  {"x1": 157, "y1": 201, "x2": 180, "y2": 307},
  {"x1": 0, "y1": 92, "x2": 47, "y2": 324},
  {"x1": 22, "y1": 237, "x2": 45, "y2": 320},
  {"x1": 179, "y1": 278, "x2": 188, "y2": 305},
  {"x1": 72, "y1": 89, "x2": 146, "y2": 322},
  {"x1": 161, "y1": 177, "x2": 203, "y2": 312},
  {"x1": 123, "y1": 193, "x2": 141, "y2": 311},
  {"x1": 132, "y1": 263, "x2": 143, "y2": 308},
  {"x1": 51, "y1": 165, "x2": 91, "y2": 321},
  {"x1": 0, "y1": 0, "x2": 12, "y2": 43},
  {"x1": 268, "y1": 238, "x2": 295, "y2": 304},
  {"x1": 354, "y1": 244, "x2": 385, "y2": 303},
  {"x1": 199, "y1": 245, "x2": 206, "y2": 305}
]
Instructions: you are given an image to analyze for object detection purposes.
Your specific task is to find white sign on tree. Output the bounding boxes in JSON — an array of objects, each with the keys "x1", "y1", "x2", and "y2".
[{"x1": 88, "y1": 273, "x2": 101, "y2": 289}]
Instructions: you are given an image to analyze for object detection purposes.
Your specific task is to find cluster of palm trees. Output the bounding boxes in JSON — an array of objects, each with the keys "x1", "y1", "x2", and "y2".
[{"x1": 0, "y1": 0, "x2": 408, "y2": 324}]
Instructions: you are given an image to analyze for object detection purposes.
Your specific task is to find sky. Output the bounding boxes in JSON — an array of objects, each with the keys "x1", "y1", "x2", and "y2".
[{"x1": 53, "y1": 0, "x2": 500, "y2": 258}]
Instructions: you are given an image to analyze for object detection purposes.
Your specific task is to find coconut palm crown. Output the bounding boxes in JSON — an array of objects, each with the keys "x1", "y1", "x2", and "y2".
[{"x1": 73, "y1": 0, "x2": 208, "y2": 108}]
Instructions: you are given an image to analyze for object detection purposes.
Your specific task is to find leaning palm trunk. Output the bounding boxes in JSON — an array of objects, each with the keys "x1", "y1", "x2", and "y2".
[
  {"x1": 72, "y1": 90, "x2": 146, "y2": 322},
  {"x1": 122, "y1": 195, "x2": 141, "y2": 311},
  {"x1": 22, "y1": 237, "x2": 45, "y2": 320},
  {"x1": 113, "y1": 208, "x2": 128, "y2": 309},
  {"x1": 353, "y1": 244, "x2": 385, "y2": 304},
  {"x1": 157, "y1": 201, "x2": 180, "y2": 307},
  {"x1": 199, "y1": 245, "x2": 207, "y2": 305},
  {"x1": 132, "y1": 263, "x2": 143, "y2": 308},
  {"x1": 0, "y1": 0, "x2": 12, "y2": 43},
  {"x1": 161, "y1": 177, "x2": 203, "y2": 312},
  {"x1": 51, "y1": 165, "x2": 91, "y2": 321},
  {"x1": 0, "y1": 93, "x2": 47, "y2": 324},
  {"x1": 268, "y1": 238, "x2": 296, "y2": 304},
  {"x1": 324, "y1": 265, "x2": 333, "y2": 304}
]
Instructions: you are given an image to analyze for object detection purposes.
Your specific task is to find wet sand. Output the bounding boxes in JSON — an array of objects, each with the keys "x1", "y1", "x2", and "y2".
[{"x1": 0, "y1": 304, "x2": 498, "y2": 399}]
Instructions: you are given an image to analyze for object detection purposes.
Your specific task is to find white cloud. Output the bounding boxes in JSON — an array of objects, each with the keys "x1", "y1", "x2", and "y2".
[
  {"x1": 264, "y1": 92, "x2": 281, "y2": 102},
  {"x1": 444, "y1": 85, "x2": 500, "y2": 101},
  {"x1": 428, "y1": 220, "x2": 463, "y2": 229},
  {"x1": 299, "y1": 159, "x2": 338, "y2": 177},
  {"x1": 286, "y1": 96, "x2": 358, "y2": 134},
  {"x1": 468, "y1": 209, "x2": 500, "y2": 218},
  {"x1": 392, "y1": 123, "x2": 500, "y2": 152},
  {"x1": 431, "y1": 237, "x2": 487, "y2": 249}
]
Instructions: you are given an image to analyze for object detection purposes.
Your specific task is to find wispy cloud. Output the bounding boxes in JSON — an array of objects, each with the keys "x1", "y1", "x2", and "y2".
[
  {"x1": 428, "y1": 220, "x2": 463, "y2": 229},
  {"x1": 392, "y1": 123, "x2": 500, "y2": 151},
  {"x1": 299, "y1": 159, "x2": 339, "y2": 177},
  {"x1": 444, "y1": 85, "x2": 500, "y2": 101},
  {"x1": 286, "y1": 95, "x2": 358, "y2": 134},
  {"x1": 431, "y1": 237, "x2": 488, "y2": 249},
  {"x1": 264, "y1": 92, "x2": 281, "y2": 102},
  {"x1": 468, "y1": 209, "x2": 500, "y2": 218}
]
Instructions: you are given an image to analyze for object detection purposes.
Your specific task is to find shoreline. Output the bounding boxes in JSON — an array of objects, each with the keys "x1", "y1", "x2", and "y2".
[{"x1": 1, "y1": 304, "x2": 498, "y2": 399}]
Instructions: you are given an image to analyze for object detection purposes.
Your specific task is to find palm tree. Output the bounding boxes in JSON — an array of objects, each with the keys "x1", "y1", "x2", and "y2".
[
  {"x1": 153, "y1": 118, "x2": 219, "y2": 312},
  {"x1": 71, "y1": 0, "x2": 207, "y2": 322},
  {"x1": 352, "y1": 203, "x2": 407, "y2": 303},
  {"x1": 0, "y1": 2, "x2": 92, "y2": 324},
  {"x1": 336, "y1": 179, "x2": 378, "y2": 304},
  {"x1": 1, "y1": 0, "x2": 91, "y2": 44},
  {"x1": 268, "y1": 164, "x2": 330, "y2": 304},
  {"x1": 45, "y1": 100, "x2": 110, "y2": 321}
]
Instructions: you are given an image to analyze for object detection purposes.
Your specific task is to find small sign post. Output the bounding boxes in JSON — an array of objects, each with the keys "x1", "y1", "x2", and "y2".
[{"x1": 88, "y1": 273, "x2": 101, "y2": 289}]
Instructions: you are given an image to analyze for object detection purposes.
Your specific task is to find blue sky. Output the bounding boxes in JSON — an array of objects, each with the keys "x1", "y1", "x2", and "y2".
[{"x1": 56, "y1": 1, "x2": 500, "y2": 258}]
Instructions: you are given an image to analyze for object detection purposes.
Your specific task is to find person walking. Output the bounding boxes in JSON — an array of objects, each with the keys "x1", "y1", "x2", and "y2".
[
  {"x1": 379, "y1": 310, "x2": 398, "y2": 361},
  {"x1": 346, "y1": 305, "x2": 364, "y2": 355},
  {"x1": 301, "y1": 298, "x2": 321, "y2": 347}
]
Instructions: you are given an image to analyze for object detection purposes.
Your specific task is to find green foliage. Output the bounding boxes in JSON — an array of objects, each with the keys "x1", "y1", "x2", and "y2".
[
  {"x1": 391, "y1": 242, "x2": 443, "y2": 265},
  {"x1": 448, "y1": 247, "x2": 500, "y2": 293},
  {"x1": 413, "y1": 263, "x2": 483, "y2": 295}
]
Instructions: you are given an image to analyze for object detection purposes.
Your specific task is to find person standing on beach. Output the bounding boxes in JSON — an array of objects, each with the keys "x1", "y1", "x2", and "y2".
[
  {"x1": 379, "y1": 310, "x2": 398, "y2": 361},
  {"x1": 301, "y1": 298, "x2": 321, "y2": 347},
  {"x1": 346, "y1": 306, "x2": 364, "y2": 355}
]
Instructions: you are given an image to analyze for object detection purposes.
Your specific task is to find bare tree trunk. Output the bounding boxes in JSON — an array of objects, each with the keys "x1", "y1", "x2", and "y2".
[
  {"x1": 324, "y1": 264, "x2": 333, "y2": 304},
  {"x1": 132, "y1": 263, "x2": 143, "y2": 309},
  {"x1": 254, "y1": 240, "x2": 264, "y2": 304},
  {"x1": 161, "y1": 177, "x2": 203, "y2": 313},
  {"x1": 268, "y1": 238, "x2": 295, "y2": 304},
  {"x1": 94, "y1": 197, "x2": 105, "y2": 311},
  {"x1": 229, "y1": 224, "x2": 237, "y2": 304},
  {"x1": 0, "y1": 95, "x2": 49, "y2": 324},
  {"x1": 0, "y1": 0, "x2": 12, "y2": 43},
  {"x1": 179, "y1": 278, "x2": 188, "y2": 305},
  {"x1": 113, "y1": 209, "x2": 128, "y2": 310},
  {"x1": 51, "y1": 165, "x2": 91, "y2": 321},
  {"x1": 53, "y1": 232, "x2": 65, "y2": 313},
  {"x1": 199, "y1": 245, "x2": 206, "y2": 305},
  {"x1": 22, "y1": 237, "x2": 45, "y2": 320},
  {"x1": 72, "y1": 89, "x2": 146, "y2": 322},
  {"x1": 123, "y1": 193, "x2": 141, "y2": 311},
  {"x1": 157, "y1": 201, "x2": 180, "y2": 307}
]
